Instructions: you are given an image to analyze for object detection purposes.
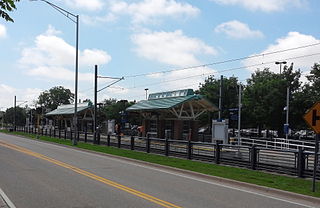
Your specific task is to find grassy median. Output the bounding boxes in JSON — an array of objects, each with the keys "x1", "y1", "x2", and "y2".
[{"x1": 1, "y1": 129, "x2": 320, "y2": 198}]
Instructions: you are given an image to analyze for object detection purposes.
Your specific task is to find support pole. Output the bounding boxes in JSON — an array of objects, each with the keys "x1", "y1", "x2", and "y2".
[
  {"x1": 14, "y1": 96, "x2": 16, "y2": 131},
  {"x1": 218, "y1": 75, "x2": 223, "y2": 120},
  {"x1": 72, "y1": 15, "x2": 79, "y2": 146},
  {"x1": 94, "y1": 65, "x2": 98, "y2": 144},
  {"x1": 238, "y1": 83, "x2": 242, "y2": 146},
  {"x1": 285, "y1": 86, "x2": 290, "y2": 146},
  {"x1": 312, "y1": 134, "x2": 319, "y2": 192}
]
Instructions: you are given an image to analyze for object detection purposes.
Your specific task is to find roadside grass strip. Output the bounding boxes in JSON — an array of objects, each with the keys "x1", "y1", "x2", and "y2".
[{"x1": 1, "y1": 130, "x2": 320, "y2": 198}]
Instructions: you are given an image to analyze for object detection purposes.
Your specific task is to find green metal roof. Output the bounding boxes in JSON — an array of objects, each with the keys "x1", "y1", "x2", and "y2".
[
  {"x1": 46, "y1": 102, "x2": 92, "y2": 116},
  {"x1": 126, "y1": 94, "x2": 216, "y2": 112}
]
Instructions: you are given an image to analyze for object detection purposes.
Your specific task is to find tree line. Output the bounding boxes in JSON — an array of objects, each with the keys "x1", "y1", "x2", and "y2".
[{"x1": 198, "y1": 63, "x2": 320, "y2": 136}]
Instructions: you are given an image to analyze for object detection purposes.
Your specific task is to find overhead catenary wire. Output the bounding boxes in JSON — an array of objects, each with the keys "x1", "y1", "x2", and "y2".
[
  {"x1": 115, "y1": 52, "x2": 320, "y2": 91},
  {"x1": 122, "y1": 42, "x2": 320, "y2": 78}
]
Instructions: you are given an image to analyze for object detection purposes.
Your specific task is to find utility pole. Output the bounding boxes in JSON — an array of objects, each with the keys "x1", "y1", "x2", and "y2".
[
  {"x1": 237, "y1": 83, "x2": 242, "y2": 146},
  {"x1": 94, "y1": 65, "x2": 98, "y2": 144},
  {"x1": 285, "y1": 86, "x2": 290, "y2": 145},
  {"x1": 14, "y1": 96, "x2": 16, "y2": 131},
  {"x1": 218, "y1": 75, "x2": 223, "y2": 120}
]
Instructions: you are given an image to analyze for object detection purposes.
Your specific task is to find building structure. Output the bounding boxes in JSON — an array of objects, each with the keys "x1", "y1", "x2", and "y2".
[
  {"x1": 126, "y1": 89, "x2": 218, "y2": 141},
  {"x1": 46, "y1": 102, "x2": 94, "y2": 131}
]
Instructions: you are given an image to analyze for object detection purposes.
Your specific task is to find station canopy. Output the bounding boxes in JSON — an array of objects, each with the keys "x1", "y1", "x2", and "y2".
[
  {"x1": 126, "y1": 89, "x2": 218, "y2": 120},
  {"x1": 46, "y1": 102, "x2": 92, "y2": 116}
]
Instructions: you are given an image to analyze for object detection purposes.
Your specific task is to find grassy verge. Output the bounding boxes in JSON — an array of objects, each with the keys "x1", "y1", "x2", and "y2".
[{"x1": 1, "y1": 129, "x2": 320, "y2": 198}]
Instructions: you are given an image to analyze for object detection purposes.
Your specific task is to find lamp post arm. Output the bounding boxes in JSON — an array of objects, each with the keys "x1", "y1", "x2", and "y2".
[{"x1": 40, "y1": 0, "x2": 77, "y2": 23}]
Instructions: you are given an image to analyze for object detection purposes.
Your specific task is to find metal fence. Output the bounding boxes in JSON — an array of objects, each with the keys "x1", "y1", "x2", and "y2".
[{"x1": 12, "y1": 126, "x2": 320, "y2": 180}]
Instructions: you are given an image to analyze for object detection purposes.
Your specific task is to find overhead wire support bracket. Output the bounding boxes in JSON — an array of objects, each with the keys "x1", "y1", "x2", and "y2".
[{"x1": 97, "y1": 77, "x2": 124, "y2": 93}]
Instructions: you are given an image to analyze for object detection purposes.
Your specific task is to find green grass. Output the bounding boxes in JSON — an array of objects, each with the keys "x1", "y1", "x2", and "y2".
[{"x1": 1, "y1": 129, "x2": 320, "y2": 198}]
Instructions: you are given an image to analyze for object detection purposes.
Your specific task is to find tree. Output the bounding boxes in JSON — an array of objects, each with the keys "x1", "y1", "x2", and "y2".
[
  {"x1": 4, "y1": 106, "x2": 26, "y2": 126},
  {"x1": 37, "y1": 86, "x2": 74, "y2": 111},
  {"x1": 306, "y1": 63, "x2": 320, "y2": 102},
  {"x1": 197, "y1": 75, "x2": 239, "y2": 126},
  {"x1": 0, "y1": 0, "x2": 20, "y2": 22},
  {"x1": 242, "y1": 65, "x2": 301, "y2": 136}
]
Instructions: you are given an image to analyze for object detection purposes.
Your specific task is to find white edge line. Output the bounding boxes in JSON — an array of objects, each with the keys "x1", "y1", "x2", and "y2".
[
  {"x1": 1, "y1": 136, "x2": 317, "y2": 208},
  {"x1": 0, "y1": 188, "x2": 16, "y2": 208}
]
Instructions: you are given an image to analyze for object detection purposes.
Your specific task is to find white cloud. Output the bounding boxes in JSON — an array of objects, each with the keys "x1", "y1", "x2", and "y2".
[
  {"x1": 0, "y1": 24, "x2": 7, "y2": 38},
  {"x1": 0, "y1": 84, "x2": 42, "y2": 109},
  {"x1": 156, "y1": 67, "x2": 216, "y2": 90},
  {"x1": 215, "y1": 20, "x2": 263, "y2": 39},
  {"x1": 243, "y1": 32, "x2": 320, "y2": 76},
  {"x1": 81, "y1": 13, "x2": 117, "y2": 25},
  {"x1": 58, "y1": 0, "x2": 104, "y2": 11},
  {"x1": 109, "y1": 0, "x2": 200, "y2": 24},
  {"x1": 19, "y1": 26, "x2": 111, "y2": 81},
  {"x1": 131, "y1": 30, "x2": 217, "y2": 67},
  {"x1": 211, "y1": 0, "x2": 306, "y2": 12}
]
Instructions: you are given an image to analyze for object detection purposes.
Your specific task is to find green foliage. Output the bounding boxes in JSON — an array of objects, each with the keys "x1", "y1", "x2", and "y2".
[
  {"x1": 37, "y1": 86, "x2": 74, "y2": 111},
  {"x1": 0, "y1": 0, "x2": 20, "y2": 22},
  {"x1": 4, "y1": 106, "x2": 26, "y2": 125},
  {"x1": 197, "y1": 75, "x2": 239, "y2": 126},
  {"x1": 100, "y1": 99, "x2": 138, "y2": 124},
  {"x1": 242, "y1": 66, "x2": 302, "y2": 134}
]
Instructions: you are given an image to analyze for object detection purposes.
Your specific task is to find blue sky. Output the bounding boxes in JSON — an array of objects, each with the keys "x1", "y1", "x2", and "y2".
[{"x1": 0, "y1": 0, "x2": 320, "y2": 109}]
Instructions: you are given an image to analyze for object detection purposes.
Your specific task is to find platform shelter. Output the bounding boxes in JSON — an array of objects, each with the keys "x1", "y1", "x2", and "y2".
[
  {"x1": 126, "y1": 89, "x2": 218, "y2": 141},
  {"x1": 46, "y1": 102, "x2": 94, "y2": 131}
]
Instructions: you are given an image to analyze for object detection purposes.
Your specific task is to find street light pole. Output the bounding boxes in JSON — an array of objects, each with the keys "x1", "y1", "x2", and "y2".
[
  {"x1": 31, "y1": 0, "x2": 79, "y2": 145},
  {"x1": 14, "y1": 96, "x2": 16, "y2": 131},
  {"x1": 145, "y1": 88, "x2": 149, "y2": 100},
  {"x1": 73, "y1": 14, "x2": 79, "y2": 145},
  {"x1": 275, "y1": 61, "x2": 287, "y2": 74}
]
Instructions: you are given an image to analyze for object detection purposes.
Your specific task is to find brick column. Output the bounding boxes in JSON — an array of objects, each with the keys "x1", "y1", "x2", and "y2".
[
  {"x1": 174, "y1": 120, "x2": 183, "y2": 140},
  {"x1": 142, "y1": 119, "x2": 150, "y2": 137},
  {"x1": 191, "y1": 120, "x2": 199, "y2": 141},
  {"x1": 157, "y1": 119, "x2": 165, "y2": 139}
]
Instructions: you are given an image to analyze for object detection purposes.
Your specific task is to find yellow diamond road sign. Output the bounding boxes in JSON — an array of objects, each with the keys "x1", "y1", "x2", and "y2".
[{"x1": 303, "y1": 101, "x2": 320, "y2": 134}]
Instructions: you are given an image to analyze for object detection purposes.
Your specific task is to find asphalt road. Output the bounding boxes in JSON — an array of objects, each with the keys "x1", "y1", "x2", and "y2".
[{"x1": 0, "y1": 132, "x2": 318, "y2": 208}]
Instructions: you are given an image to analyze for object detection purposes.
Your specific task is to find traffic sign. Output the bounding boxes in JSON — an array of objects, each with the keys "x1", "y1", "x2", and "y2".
[{"x1": 303, "y1": 101, "x2": 320, "y2": 134}]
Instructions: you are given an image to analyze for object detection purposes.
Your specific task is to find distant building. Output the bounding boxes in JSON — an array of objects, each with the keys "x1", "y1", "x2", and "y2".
[
  {"x1": 46, "y1": 102, "x2": 94, "y2": 131},
  {"x1": 126, "y1": 89, "x2": 218, "y2": 141}
]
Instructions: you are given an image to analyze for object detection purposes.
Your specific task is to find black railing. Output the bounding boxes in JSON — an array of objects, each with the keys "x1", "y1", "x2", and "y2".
[{"x1": 11, "y1": 126, "x2": 320, "y2": 180}]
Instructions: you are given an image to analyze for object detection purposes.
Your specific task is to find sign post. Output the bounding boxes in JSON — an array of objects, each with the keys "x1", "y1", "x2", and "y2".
[{"x1": 303, "y1": 101, "x2": 320, "y2": 192}]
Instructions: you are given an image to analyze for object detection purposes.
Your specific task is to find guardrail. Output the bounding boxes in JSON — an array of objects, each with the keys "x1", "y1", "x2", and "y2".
[{"x1": 11, "y1": 126, "x2": 320, "y2": 180}]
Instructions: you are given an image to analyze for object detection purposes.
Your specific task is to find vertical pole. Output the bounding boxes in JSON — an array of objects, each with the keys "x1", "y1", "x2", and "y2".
[
  {"x1": 117, "y1": 135, "x2": 121, "y2": 148},
  {"x1": 312, "y1": 134, "x2": 319, "y2": 192},
  {"x1": 215, "y1": 140, "x2": 221, "y2": 164},
  {"x1": 131, "y1": 135, "x2": 135, "y2": 150},
  {"x1": 72, "y1": 15, "x2": 79, "y2": 146},
  {"x1": 238, "y1": 83, "x2": 242, "y2": 146},
  {"x1": 94, "y1": 65, "x2": 98, "y2": 144},
  {"x1": 218, "y1": 75, "x2": 223, "y2": 120},
  {"x1": 107, "y1": 134, "x2": 110, "y2": 146},
  {"x1": 14, "y1": 96, "x2": 16, "y2": 131},
  {"x1": 285, "y1": 87, "x2": 290, "y2": 145},
  {"x1": 146, "y1": 134, "x2": 150, "y2": 153},
  {"x1": 250, "y1": 145, "x2": 257, "y2": 170},
  {"x1": 165, "y1": 137, "x2": 169, "y2": 156}
]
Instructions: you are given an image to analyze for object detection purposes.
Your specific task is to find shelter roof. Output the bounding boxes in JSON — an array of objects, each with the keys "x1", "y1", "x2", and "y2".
[
  {"x1": 126, "y1": 89, "x2": 217, "y2": 112},
  {"x1": 46, "y1": 102, "x2": 92, "y2": 116}
]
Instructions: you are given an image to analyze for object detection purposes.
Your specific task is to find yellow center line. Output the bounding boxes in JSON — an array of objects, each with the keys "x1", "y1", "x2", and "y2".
[{"x1": 0, "y1": 141, "x2": 182, "y2": 208}]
